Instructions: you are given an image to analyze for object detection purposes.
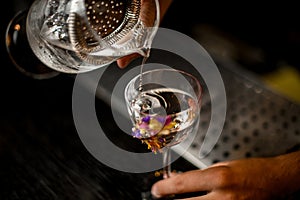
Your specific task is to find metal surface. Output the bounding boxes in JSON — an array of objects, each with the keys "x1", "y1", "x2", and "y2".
[
  {"x1": 66, "y1": 0, "x2": 146, "y2": 66},
  {"x1": 68, "y1": 0, "x2": 140, "y2": 52},
  {"x1": 174, "y1": 59, "x2": 300, "y2": 169}
]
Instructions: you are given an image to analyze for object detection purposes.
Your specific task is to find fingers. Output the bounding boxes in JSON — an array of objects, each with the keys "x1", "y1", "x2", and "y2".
[
  {"x1": 151, "y1": 166, "x2": 229, "y2": 198},
  {"x1": 117, "y1": 53, "x2": 141, "y2": 68}
]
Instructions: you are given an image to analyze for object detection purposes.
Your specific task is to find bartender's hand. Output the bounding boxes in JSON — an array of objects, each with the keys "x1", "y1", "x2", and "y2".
[
  {"x1": 117, "y1": 0, "x2": 173, "y2": 68},
  {"x1": 151, "y1": 151, "x2": 300, "y2": 200}
]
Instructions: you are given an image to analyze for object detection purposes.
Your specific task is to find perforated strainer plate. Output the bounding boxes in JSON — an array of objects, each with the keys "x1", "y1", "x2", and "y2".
[
  {"x1": 173, "y1": 59, "x2": 300, "y2": 169},
  {"x1": 85, "y1": 0, "x2": 128, "y2": 38},
  {"x1": 67, "y1": 0, "x2": 141, "y2": 65}
]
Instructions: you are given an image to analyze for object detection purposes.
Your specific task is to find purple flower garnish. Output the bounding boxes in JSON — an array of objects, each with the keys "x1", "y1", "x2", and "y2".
[
  {"x1": 156, "y1": 116, "x2": 166, "y2": 124},
  {"x1": 142, "y1": 116, "x2": 151, "y2": 123},
  {"x1": 165, "y1": 116, "x2": 172, "y2": 125},
  {"x1": 132, "y1": 129, "x2": 142, "y2": 138}
]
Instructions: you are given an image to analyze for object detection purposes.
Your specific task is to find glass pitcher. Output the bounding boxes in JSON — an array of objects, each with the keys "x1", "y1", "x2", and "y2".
[{"x1": 26, "y1": 0, "x2": 160, "y2": 73}]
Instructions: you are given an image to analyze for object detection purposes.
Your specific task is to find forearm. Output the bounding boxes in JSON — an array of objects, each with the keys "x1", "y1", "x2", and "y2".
[{"x1": 274, "y1": 150, "x2": 300, "y2": 198}]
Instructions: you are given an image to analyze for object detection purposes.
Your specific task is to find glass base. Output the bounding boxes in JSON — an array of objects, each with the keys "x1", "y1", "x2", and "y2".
[
  {"x1": 140, "y1": 169, "x2": 206, "y2": 200},
  {"x1": 140, "y1": 170, "x2": 175, "y2": 200}
]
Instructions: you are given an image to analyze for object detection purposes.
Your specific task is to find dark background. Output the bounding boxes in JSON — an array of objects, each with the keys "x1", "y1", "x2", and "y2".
[{"x1": 160, "y1": 1, "x2": 300, "y2": 74}]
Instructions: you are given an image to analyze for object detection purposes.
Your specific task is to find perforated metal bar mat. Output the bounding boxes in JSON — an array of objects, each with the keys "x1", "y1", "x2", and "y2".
[{"x1": 173, "y1": 59, "x2": 300, "y2": 169}]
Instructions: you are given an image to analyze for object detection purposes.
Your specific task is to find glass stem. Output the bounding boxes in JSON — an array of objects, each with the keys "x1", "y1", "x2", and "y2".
[{"x1": 162, "y1": 147, "x2": 171, "y2": 179}]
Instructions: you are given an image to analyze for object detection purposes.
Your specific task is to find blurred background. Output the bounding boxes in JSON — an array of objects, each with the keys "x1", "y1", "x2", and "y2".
[{"x1": 160, "y1": 0, "x2": 300, "y2": 104}]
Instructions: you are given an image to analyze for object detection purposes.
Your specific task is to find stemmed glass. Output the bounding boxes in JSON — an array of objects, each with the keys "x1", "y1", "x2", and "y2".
[
  {"x1": 5, "y1": 0, "x2": 160, "y2": 77},
  {"x1": 124, "y1": 68, "x2": 202, "y2": 198}
]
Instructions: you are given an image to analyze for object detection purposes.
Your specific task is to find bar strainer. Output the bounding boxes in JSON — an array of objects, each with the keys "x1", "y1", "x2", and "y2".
[
  {"x1": 27, "y1": 0, "x2": 160, "y2": 73},
  {"x1": 68, "y1": 0, "x2": 146, "y2": 65}
]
